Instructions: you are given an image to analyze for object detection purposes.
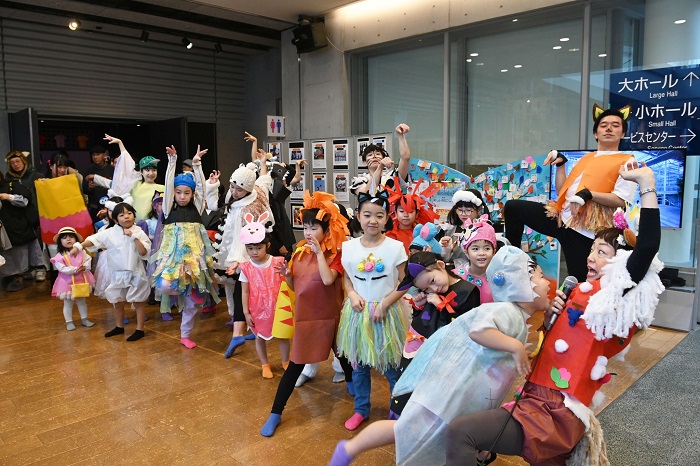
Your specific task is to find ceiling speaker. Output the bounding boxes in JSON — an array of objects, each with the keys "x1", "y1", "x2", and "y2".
[{"x1": 291, "y1": 22, "x2": 328, "y2": 54}]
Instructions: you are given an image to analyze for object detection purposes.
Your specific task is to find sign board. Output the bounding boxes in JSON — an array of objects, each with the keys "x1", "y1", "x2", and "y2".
[
  {"x1": 267, "y1": 115, "x2": 285, "y2": 138},
  {"x1": 610, "y1": 65, "x2": 699, "y2": 154}
]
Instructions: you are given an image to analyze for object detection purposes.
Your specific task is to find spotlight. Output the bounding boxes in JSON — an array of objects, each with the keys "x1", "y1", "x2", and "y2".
[
  {"x1": 215, "y1": 42, "x2": 223, "y2": 54},
  {"x1": 68, "y1": 19, "x2": 81, "y2": 30},
  {"x1": 140, "y1": 30, "x2": 149, "y2": 42},
  {"x1": 182, "y1": 37, "x2": 193, "y2": 49}
]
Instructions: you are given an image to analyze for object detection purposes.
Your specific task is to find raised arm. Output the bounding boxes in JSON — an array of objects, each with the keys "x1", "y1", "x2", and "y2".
[
  {"x1": 191, "y1": 145, "x2": 208, "y2": 214},
  {"x1": 162, "y1": 146, "x2": 178, "y2": 217},
  {"x1": 244, "y1": 132, "x2": 258, "y2": 162},
  {"x1": 618, "y1": 161, "x2": 660, "y2": 284},
  {"x1": 395, "y1": 123, "x2": 411, "y2": 182}
]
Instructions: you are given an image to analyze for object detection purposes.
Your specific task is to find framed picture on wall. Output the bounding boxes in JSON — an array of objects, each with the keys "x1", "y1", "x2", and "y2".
[
  {"x1": 356, "y1": 137, "x2": 370, "y2": 168},
  {"x1": 334, "y1": 172, "x2": 349, "y2": 202},
  {"x1": 291, "y1": 203, "x2": 303, "y2": 230},
  {"x1": 313, "y1": 173, "x2": 327, "y2": 193},
  {"x1": 266, "y1": 142, "x2": 281, "y2": 160},
  {"x1": 312, "y1": 140, "x2": 326, "y2": 169},
  {"x1": 290, "y1": 172, "x2": 305, "y2": 199},
  {"x1": 288, "y1": 141, "x2": 305, "y2": 163},
  {"x1": 333, "y1": 139, "x2": 349, "y2": 168}
]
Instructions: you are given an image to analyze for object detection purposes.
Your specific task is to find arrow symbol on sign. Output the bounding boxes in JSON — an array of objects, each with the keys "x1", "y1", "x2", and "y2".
[
  {"x1": 681, "y1": 129, "x2": 696, "y2": 143},
  {"x1": 684, "y1": 72, "x2": 698, "y2": 86}
]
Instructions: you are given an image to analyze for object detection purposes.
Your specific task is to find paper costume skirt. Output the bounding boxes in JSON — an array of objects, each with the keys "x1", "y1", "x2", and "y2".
[
  {"x1": 337, "y1": 299, "x2": 407, "y2": 373},
  {"x1": 151, "y1": 222, "x2": 220, "y2": 312}
]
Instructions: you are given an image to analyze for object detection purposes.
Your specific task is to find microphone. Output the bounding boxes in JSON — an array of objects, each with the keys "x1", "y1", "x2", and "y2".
[{"x1": 548, "y1": 275, "x2": 579, "y2": 329}]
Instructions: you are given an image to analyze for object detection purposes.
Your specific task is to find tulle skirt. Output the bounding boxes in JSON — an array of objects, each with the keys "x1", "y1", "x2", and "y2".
[
  {"x1": 151, "y1": 222, "x2": 220, "y2": 312},
  {"x1": 337, "y1": 298, "x2": 407, "y2": 373}
]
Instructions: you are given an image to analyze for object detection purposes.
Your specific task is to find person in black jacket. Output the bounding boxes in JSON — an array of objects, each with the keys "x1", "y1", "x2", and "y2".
[
  {"x1": 0, "y1": 172, "x2": 38, "y2": 291},
  {"x1": 5, "y1": 150, "x2": 46, "y2": 282},
  {"x1": 82, "y1": 145, "x2": 114, "y2": 222}
]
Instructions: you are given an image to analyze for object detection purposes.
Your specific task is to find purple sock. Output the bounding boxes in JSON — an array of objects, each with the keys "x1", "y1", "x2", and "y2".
[{"x1": 329, "y1": 441, "x2": 353, "y2": 466}]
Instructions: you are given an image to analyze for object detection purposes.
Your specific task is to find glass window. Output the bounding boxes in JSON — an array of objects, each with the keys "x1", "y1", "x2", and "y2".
[{"x1": 365, "y1": 44, "x2": 444, "y2": 162}]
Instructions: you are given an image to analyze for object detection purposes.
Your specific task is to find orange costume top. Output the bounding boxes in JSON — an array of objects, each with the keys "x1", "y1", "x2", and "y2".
[
  {"x1": 545, "y1": 151, "x2": 632, "y2": 232},
  {"x1": 386, "y1": 227, "x2": 414, "y2": 253}
]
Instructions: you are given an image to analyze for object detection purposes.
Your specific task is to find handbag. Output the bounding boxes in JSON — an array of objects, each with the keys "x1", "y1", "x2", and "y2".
[{"x1": 64, "y1": 253, "x2": 91, "y2": 298}]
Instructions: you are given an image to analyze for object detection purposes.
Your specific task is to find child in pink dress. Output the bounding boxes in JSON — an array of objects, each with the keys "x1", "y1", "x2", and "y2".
[
  {"x1": 239, "y1": 212, "x2": 289, "y2": 378},
  {"x1": 50, "y1": 227, "x2": 96, "y2": 331},
  {"x1": 452, "y1": 215, "x2": 497, "y2": 304}
]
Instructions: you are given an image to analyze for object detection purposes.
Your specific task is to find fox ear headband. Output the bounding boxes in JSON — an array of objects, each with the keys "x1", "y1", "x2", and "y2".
[{"x1": 592, "y1": 103, "x2": 632, "y2": 122}]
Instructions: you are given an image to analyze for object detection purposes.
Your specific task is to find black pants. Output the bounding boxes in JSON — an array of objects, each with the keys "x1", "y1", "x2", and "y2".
[
  {"x1": 271, "y1": 356, "x2": 354, "y2": 415},
  {"x1": 445, "y1": 408, "x2": 524, "y2": 466},
  {"x1": 503, "y1": 200, "x2": 593, "y2": 282}
]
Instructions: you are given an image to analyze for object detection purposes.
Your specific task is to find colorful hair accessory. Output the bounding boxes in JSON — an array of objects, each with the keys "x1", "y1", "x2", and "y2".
[
  {"x1": 297, "y1": 190, "x2": 349, "y2": 256},
  {"x1": 592, "y1": 103, "x2": 632, "y2": 121},
  {"x1": 612, "y1": 208, "x2": 629, "y2": 230},
  {"x1": 451, "y1": 190, "x2": 483, "y2": 207},
  {"x1": 239, "y1": 212, "x2": 270, "y2": 245},
  {"x1": 357, "y1": 191, "x2": 390, "y2": 211},
  {"x1": 384, "y1": 176, "x2": 440, "y2": 224},
  {"x1": 174, "y1": 173, "x2": 196, "y2": 190},
  {"x1": 397, "y1": 252, "x2": 440, "y2": 291},
  {"x1": 460, "y1": 215, "x2": 497, "y2": 251}
]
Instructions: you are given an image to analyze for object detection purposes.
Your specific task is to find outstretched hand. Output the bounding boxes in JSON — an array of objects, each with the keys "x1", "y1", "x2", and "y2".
[
  {"x1": 543, "y1": 150, "x2": 564, "y2": 166},
  {"x1": 165, "y1": 145, "x2": 177, "y2": 159},
  {"x1": 103, "y1": 134, "x2": 121, "y2": 145},
  {"x1": 192, "y1": 145, "x2": 208, "y2": 164},
  {"x1": 244, "y1": 131, "x2": 257, "y2": 143},
  {"x1": 208, "y1": 169, "x2": 221, "y2": 184},
  {"x1": 619, "y1": 159, "x2": 654, "y2": 185}
]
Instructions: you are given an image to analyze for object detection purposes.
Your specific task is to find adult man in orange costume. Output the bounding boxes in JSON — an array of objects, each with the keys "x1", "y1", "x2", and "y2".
[{"x1": 504, "y1": 104, "x2": 635, "y2": 282}]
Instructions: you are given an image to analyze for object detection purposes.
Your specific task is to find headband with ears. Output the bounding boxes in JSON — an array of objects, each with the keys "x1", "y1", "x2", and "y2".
[
  {"x1": 592, "y1": 103, "x2": 632, "y2": 121},
  {"x1": 357, "y1": 190, "x2": 390, "y2": 210}
]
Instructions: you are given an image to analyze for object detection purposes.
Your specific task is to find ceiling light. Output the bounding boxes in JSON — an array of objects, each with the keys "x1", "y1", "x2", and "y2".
[
  {"x1": 674, "y1": 19, "x2": 686, "y2": 24},
  {"x1": 553, "y1": 46, "x2": 562, "y2": 50},
  {"x1": 215, "y1": 42, "x2": 223, "y2": 54},
  {"x1": 68, "y1": 19, "x2": 81, "y2": 30},
  {"x1": 512, "y1": 19, "x2": 518, "y2": 22},
  {"x1": 470, "y1": 52, "x2": 479, "y2": 57},
  {"x1": 514, "y1": 64, "x2": 522, "y2": 68},
  {"x1": 560, "y1": 37, "x2": 570, "y2": 42},
  {"x1": 476, "y1": 62, "x2": 484, "y2": 66},
  {"x1": 182, "y1": 37, "x2": 193, "y2": 49},
  {"x1": 598, "y1": 53, "x2": 608, "y2": 57},
  {"x1": 140, "y1": 30, "x2": 149, "y2": 42},
  {"x1": 501, "y1": 69, "x2": 508, "y2": 73},
  {"x1": 526, "y1": 99, "x2": 531, "y2": 103},
  {"x1": 466, "y1": 58, "x2": 472, "y2": 63},
  {"x1": 569, "y1": 48, "x2": 579, "y2": 52}
]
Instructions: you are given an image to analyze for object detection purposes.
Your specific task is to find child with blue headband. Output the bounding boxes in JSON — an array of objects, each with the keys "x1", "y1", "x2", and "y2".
[{"x1": 151, "y1": 145, "x2": 220, "y2": 349}]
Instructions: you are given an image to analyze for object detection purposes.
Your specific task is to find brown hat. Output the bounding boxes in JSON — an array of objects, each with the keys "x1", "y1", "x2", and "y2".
[{"x1": 53, "y1": 226, "x2": 84, "y2": 244}]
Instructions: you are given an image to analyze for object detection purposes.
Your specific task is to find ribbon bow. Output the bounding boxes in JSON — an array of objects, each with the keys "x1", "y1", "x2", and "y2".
[
  {"x1": 435, "y1": 291, "x2": 458, "y2": 314},
  {"x1": 405, "y1": 331, "x2": 426, "y2": 343}
]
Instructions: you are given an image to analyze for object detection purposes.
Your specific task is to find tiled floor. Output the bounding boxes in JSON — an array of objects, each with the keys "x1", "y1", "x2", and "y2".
[{"x1": 0, "y1": 280, "x2": 687, "y2": 465}]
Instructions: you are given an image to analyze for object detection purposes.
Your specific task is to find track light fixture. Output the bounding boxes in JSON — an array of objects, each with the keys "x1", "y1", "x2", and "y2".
[
  {"x1": 182, "y1": 37, "x2": 193, "y2": 49},
  {"x1": 215, "y1": 42, "x2": 223, "y2": 54},
  {"x1": 68, "y1": 19, "x2": 81, "y2": 30},
  {"x1": 140, "y1": 30, "x2": 149, "y2": 42}
]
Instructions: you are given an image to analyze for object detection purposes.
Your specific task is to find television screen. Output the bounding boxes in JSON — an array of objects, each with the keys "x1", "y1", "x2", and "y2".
[{"x1": 550, "y1": 149, "x2": 686, "y2": 228}]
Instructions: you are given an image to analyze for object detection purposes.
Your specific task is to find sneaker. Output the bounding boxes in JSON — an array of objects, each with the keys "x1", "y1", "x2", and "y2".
[
  {"x1": 22, "y1": 270, "x2": 35, "y2": 280},
  {"x1": 34, "y1": 269, "x2": 47, "y2": 282},
  {"x1": 6, "y1": 277, "x2": 24, "y2": 292}
]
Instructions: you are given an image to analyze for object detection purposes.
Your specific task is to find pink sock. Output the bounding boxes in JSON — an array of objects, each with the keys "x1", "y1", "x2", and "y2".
[
  {"x1": 180, "y1": 337, "x2": 197, "y2": 349},
  {"x1": 344, "y1": 413, "x2": 367, "y2": 431}
]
